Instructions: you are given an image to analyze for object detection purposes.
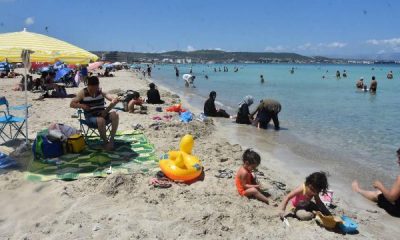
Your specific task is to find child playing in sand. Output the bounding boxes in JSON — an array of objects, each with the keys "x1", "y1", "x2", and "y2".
[
  {"x1": 127, "y1": 91, "x2": 144, "y2": 113},
  {"x1": 279, "y1": 171, "x2": 331, "y2": 220},
  {"x1": 235, "y1": 149, "x2": 269, "y2": 204}
]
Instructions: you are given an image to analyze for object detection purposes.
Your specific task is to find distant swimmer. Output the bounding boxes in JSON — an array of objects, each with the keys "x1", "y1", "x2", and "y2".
[
  {"x1": 260, "y1": 74, "x2": 265, "y2": 83},
  {"x1": 234, "y1": 67, "x2": 239, "y2": 72},
  {"x1": 356, "y1": 77, "x2": 364, "y2": 89},
  {"x1": 219, "y1": 67, "x2": 221, "y2": 72},
  {"x1": 214, "y1": 68, "x2": 217, "y2": 72},
  {"x1": 369, "y1": 76, "x2": 377, "y2": 93},
  {"x1": 290, "y1": 67, "x2": 294, "y2": 74},
  {"x1": 205, "y1": 75, "x2": 209, "y2": 79},
  {"x1": 174, "y1": 66, "x2": 179, "y2": 77},
  {"x1": 189, "y1": 67, "x2": 193, "y2": 74},
  {"x1": 336, "y1": 70, "x2": 341, "y2": 78},
  {"x1": 182, "y1": 74, "x2": 196, "y2": 88},
  {"x1": 342, "y1": 70, "x2": 347, "y2": 78},
  {"x1": 387, "y1": 71, "x2": 393, "y2": 79}
]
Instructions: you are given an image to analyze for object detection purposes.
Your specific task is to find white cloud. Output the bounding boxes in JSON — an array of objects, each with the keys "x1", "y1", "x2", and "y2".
[
  {"x1": 297, "y1": 43, "x2": 313, "y2": 50},
  {"x1": 214, "y1": 47, "x2": 223, "y2": 51},
  {"x1": 325, "y1": 42, "x2": 347, "y2": 48},
  {"x1": 24, "y1": 17, "x2": 34, "y2": 26},
  {"x1": 264, "y1": 45, "x2": 285, "y2": 52},
  {"x1": 296, "y1": 42, "x2": 347, "y2": 52},
  {"x1": 186, "y1": 45, "x2": 196, "y2": 52},
  {"x1": 366, "y1": 38, "x2": 400, "y2": 47}
]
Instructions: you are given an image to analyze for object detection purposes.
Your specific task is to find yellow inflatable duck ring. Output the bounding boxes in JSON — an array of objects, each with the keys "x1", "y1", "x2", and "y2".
[{"x1": 159, "y1": 134, "x2": 203, "y2": 182}]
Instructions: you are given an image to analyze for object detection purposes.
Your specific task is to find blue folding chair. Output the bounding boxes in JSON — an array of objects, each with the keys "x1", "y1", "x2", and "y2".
[
  {"x1": 0, "y1": 97, "x2": 30, "y2": 142},
  {"x1": 77, "y1": 109, "x2": 111, "y2": 143}
]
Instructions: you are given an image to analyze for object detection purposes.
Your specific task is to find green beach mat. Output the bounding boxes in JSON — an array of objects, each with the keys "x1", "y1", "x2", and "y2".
[{"x1": 26, "y1": 130, "x2": 158, "y2": 181}]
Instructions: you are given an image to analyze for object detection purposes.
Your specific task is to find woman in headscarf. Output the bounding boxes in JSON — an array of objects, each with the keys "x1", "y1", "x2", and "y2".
[
  {"x1": 203, "y1": 91, "x2": 230, "y2": 118},
  {"x1": 236, "y1": 95, "x2": 254, "y2": 124}
]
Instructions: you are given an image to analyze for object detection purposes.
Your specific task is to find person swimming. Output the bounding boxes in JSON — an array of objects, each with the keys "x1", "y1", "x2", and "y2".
[
  {"x1": 260, "y1": 75, "x2": 265, "y2": 83},
  {"x1": 336, "y1": 70, "x2": 341, "y2": 78},
  {"x1": 387, "y1": 71, "x2": 393, "y2": 79}
]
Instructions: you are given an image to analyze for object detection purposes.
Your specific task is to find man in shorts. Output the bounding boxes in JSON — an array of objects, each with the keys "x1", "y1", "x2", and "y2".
[{"x1": 70, "y1": 76, "x2": 119, "y2": 150}]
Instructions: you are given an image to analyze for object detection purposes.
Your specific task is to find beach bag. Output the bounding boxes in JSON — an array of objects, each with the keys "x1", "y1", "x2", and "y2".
[
  {"x1": 32, "y1": 135, "x2": 63, "y2": 160},
  {"x1": 67, "y1": 134, "x2": 86, "y2": 153}
]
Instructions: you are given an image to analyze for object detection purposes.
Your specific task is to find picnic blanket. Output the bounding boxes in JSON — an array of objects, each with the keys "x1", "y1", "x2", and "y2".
[{"x1": 26, "y1": 130, "x2": 158, "y2": 181}]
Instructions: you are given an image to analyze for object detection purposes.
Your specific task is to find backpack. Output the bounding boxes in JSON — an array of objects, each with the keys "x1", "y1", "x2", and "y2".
[{"x1": 32, "y1": 134, "x2": 63, "y2": 160}]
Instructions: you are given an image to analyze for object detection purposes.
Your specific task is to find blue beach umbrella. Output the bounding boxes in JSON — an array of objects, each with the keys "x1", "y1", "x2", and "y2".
[{"x1": 55, "y1": 67, "x2": 71, "y2": 81}]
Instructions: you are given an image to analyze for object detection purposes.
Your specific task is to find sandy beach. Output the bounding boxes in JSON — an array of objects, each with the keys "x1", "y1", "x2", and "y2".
[{"x1": 0, "y1": 70, "x2": 399, "y2": 239}]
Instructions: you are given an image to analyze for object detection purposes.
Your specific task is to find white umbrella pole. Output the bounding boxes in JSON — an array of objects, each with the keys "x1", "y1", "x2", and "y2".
[{"x1": 24, "y1": 65, "x2": 28, "y2": 144}]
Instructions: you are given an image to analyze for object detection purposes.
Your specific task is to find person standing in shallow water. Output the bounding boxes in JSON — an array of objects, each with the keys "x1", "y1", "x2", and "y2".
[
  {"x1": 369, "y1": 76, "x2": 377, "y2": 93},
  {"x1": 356, "y1": 77, "x2": 364, "y2": 89},
  {"x1": 352, "y1": 148, "x2": 400, "y2": 217},
  {"x1": 260, "y1": 75, "x2": 265, "y2": 83}
]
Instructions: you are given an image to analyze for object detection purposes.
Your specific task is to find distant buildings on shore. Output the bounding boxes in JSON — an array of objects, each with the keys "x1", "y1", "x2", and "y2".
[{"x1": 95, "y1": 51, "x2": 400, "y2": 65}]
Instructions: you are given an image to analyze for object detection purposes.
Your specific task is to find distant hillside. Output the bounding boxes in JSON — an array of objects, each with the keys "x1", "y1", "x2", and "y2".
[{"x1": 92, "y1": 50, "x2": 314, "y2": 63}]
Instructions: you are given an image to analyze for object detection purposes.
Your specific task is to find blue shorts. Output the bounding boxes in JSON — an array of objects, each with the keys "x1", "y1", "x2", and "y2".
[{"x1": 84, "y1": 112, "x2": 111, "y2": 128}]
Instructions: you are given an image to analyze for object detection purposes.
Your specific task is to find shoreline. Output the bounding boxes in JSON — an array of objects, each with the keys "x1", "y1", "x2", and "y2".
[
  {"x1": 0, "y1": 70, "x2": 398, "y2": 239},
  {"x1": 147, "y1": 69, "x2": 400, "y2": 237}
]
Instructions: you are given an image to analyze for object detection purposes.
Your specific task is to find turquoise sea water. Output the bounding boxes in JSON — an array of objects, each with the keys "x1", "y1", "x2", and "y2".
[{"x1": 151, "y1": 63, "x2": 400, "y2": 181}]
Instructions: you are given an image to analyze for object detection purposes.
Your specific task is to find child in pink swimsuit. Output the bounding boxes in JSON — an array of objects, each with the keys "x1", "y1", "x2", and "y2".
[{"x1": 279, "y1": 172, "x2": 331, "y2": 220}]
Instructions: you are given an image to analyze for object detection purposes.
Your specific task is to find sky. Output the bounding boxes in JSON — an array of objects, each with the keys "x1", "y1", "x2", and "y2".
[{"x1": 1, "y1": 0, "x2": 399, "y2": 57}]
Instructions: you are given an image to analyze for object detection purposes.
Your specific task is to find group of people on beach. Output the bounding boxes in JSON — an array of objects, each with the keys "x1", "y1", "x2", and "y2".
[
  {"x1": 68, "y1": 69, "x2": 399, "y2": 223},
  {"x1": 236, "y1": 146, "x2": 400, "y2": 221},
  {"x1": 203, "y1": 91, "x2": 282, "y2": 130},
  {"x1": 69, "y1": 76, "x2": 164, "y2": 151}
]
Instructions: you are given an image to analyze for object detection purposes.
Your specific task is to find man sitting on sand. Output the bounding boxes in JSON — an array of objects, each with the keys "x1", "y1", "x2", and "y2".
[
  {"x1": 352, "y1": 148, "x2": 400, "y2": 217},
  {"x1": 70, "y1": 76, "x2": 119, "y2": 151}
]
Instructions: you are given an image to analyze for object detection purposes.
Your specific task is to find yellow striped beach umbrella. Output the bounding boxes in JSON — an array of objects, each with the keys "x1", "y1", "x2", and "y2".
[
  {"x1": 0, "y1": 28, "x2": 98, "y2": 64},
  {"x1": 0, "y1": 29, "x2": 98, "y2": 144}
]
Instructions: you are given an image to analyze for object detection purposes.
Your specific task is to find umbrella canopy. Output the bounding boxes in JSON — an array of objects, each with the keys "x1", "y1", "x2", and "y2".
[
  {"x1": 0, "y1": 29, "x2": 98, "y2": 64},
  {"x1": 88, "y1": 61, "x2": 103, "y2": 70},
  {"x1": 55, "y1": 67, "x2": 72, "y2": 81}
]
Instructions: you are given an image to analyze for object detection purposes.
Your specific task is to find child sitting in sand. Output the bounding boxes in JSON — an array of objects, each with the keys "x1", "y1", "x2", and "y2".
[
  {"x1": 279, "y1": 171, "x2": 331, "y2": 220},
  {"x1": 127, "y1": 91, "x2": 145, "y2": 113},
  {"x1": 235, "y1": 149, "x2": 269, "y2": 204}
]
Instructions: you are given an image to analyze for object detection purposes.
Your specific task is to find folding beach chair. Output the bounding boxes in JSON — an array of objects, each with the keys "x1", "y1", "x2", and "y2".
[
  {"x1": 77, "y1": 109, "x2": 111, "y2": 143},
  {"x1": 0, "y1": 97, "x2": 30, "y2": 142}
]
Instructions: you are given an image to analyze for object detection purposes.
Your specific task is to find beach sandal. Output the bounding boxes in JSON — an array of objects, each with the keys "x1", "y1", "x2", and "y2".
[
  {"x1": 152, "y1": 116, "x2": 162, "y2": 121},
  {"x1": 271, "y1": 181, "x2": 286, "y2": 190},
  {"x1": 215, "y1": 169, "x2": 233, "y2": 178},
  {"x1": 149, "y1": 177, "x2": 172, "y2": 188},
  {"x1": 133, "y1": 123, "x2": 144, "y2": 130}
]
